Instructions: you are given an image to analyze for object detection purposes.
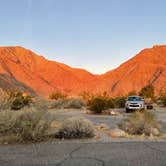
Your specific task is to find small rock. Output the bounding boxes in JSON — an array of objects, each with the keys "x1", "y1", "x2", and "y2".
[
  {"x1": 151, "y1": 128, "x2": 160, "y2": 136},
  {"x1": 109, "y1": 128, "x2": 126, "y2": 137}
]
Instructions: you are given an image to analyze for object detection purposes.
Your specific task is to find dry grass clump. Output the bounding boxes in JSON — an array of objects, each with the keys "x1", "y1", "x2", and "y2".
[
  {"x1": 0, "y1": 109, "x2": 52, "y2": 143},
  {"x1": 49, "y1": 98, "x2": 85, "y2": 109},
  {"x1": 118, "y1": 111, "x2": 160, "y2": 136},
  {"x1": 32, "y1": 97, "x2": 50, "y2": 111},
  {"x1": 55, "y1": 117, "x2": 94, "y2": 139},
  {"x1": 49, "y1": 99, "x2": 65, "y2": 109},
  {"x1": 63, "y1": 98, "x2": 85, "y2": 109}
]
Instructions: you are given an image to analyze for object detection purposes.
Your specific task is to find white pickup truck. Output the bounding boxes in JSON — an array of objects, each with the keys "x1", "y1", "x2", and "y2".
[{"x1": 125, "y1": 96, "x2": 145, "y2": 113}]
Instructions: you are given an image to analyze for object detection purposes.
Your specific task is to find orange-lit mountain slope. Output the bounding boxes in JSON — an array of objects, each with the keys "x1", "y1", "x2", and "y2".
[
  {"x1": 98, "y1": 45, "x2": 166, "y2": 96},
  {"x1": 0, "y1": 45, "x2": 166, "y2": 97},
  {"x1": 0, "y1": 46, "x2": 97, "y2": 96}
]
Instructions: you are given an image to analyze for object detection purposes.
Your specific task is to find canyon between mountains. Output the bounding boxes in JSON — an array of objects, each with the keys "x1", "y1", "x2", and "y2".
[{"x1": 0, "y1": 45, "x2": 166, "y2": 97}]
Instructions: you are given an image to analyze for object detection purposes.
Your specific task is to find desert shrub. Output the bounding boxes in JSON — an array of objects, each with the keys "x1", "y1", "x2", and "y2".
[
  {"x1": 49, "y1": 99, "x2": 65, "y2": 109},
  {"x1": 11, "y1": 94, "x2": 32, "y2": 110},
  {"x1": 64, "y1": 98, "x2": 85, "y2": 109},
  {"x1": 49, "y1": 91, "x2": 67, "y2": 100},
  {"x1": 55, "y1": 117, "x2": 94, "y2": 139},
  {"x1": 118, "y1": 110, "x2": 160, "y2": 136},
  {"x1": 88, "y1": 97, "x2": 107, "y2": 113},
  {"x1": 139, "y1": 85, "x2": 154, "y2": 99},
  {"x1": 0, "y1": 92, "x2": 11, "y2": 110},
  {"x1": 114, "y1": 96, "x2": 126, "y2": 108},
  {"x1": 79, "y1": 91, "x2": 93, "y2": 102},
  {"x1": 0, "y1": 109, "x2": 52, "y2": 142},
  {"x1": 0, "y1": 90, "x2": 33, "y2": 110},
  {"x1": 158, "y1": 92, "x2": 166, "y2": 107},
  {"x1": 32, "y1": 97, "x2": 50, "y2": 111},
  {"x1": 87, "y1": 94, "x2": 115, "y2": 113}
]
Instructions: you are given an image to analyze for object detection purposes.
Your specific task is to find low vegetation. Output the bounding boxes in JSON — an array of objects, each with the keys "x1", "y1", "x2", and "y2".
[
  {"x1": 55, "y1": 117, "x2": 94, "y2": 139},
  {"x1": 63, "y1": 98, "x2": 85, "y2": 109},
  {"x1": 50, "y1": 98, "x2": 85, "y2": 109},
  {"x1": 87, "y1": 96, "x2": 114, "y2": 114},
  {"x1": 139, "y1": 85, "x2": 154, "y2": 99},
  {"x1": 49, "y1": 91, "x2": 67, "y2": 100},
  {"x1": 87, "y1": 92, "x2": 126, "y2": 114},
  {"x1": 0, "y1": 109, "x2": 52, "y2": 143},
  {"x1": 158, "y1": 91, "x2": 166, "y2": 107},
  {"x1": 114, "y1": 96, "x2": 126, "y2": 108},
  {"x1": 0, "y1": 90, "x2": 33, "y2": 110},
  {"x1": 118, "y1": 110, "x2": 160, "y2": 136}
]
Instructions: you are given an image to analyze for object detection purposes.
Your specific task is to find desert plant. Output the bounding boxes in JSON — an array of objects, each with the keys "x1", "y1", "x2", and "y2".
[
  {"x1": 32, "y1": 97, "x2": 50, "y2": 111},
  {"x1": 55, "y1": 117, "x2": 94, "y2": 138},
  {"x1": 118, "y1": 110, "x2": 160, "y2": 136},
  {"x1": 64, "y1": 98, "x2": 85, "y2": 109},
  {"x1": 158, "y1": 91, "x2": 166, "y2": 107},
  {"x1": 49, "y1": 91, "x2": 67, "y2": 100},
  {"x1": 0, "y1": 109, "x2": 52, "y2": 142},
  {"x1": 88, "y1": 97, "x2": 107, "y2": 113},
  {"x1": 79, "y1": 91, "x2": 93, "y2": 102},
  {"x1": 11, "y1": 94, "x2": 32, "y2": 110},
  {"x1": 87, "y1": 94, "x2": 115, "y2": 113},
  {"x1": 0, "y1": 90, "x2": 33, "y2": 110},
  {"x1": 114, "y1": 96, "x2": 126, "y2": 108},
  {"x1": 139, "y1": 85, "x2": 154, "y2": 99}
]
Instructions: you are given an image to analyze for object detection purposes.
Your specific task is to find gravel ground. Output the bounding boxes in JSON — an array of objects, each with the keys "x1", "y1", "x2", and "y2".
[{"x1": 49, "y1": 107, "x2": 166, "y2": 142}]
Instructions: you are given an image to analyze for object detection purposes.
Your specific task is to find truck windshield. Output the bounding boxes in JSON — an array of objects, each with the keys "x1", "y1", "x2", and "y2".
[{"x1": 128, "y1": 96, "x2": 142, "y2": 101}]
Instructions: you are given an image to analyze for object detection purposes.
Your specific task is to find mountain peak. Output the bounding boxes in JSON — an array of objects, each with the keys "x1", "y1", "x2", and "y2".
[{"x1": 0, "y1": 45, "x2": 166, "y2": 97}]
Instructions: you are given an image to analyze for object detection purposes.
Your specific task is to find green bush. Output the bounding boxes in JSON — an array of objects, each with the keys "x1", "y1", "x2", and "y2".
[
  {"x1": 0, "y1": 90, "x2": 33, "y2": 110},
  {"x1": 0, "y1": 109, "x2": 52, "y2": 143},
  {"x1": 88, "y1": 97, "x2": 107, "y2": 113},
  {"x1": 11, "y1": 95, "x2": 32, "y2": 110},
  {"x1": 87, "y1": 94, "x2": 115, "y2": 113},
  {"x1": 114, "y1": 96, "x2": 126, "y2": 108},
  {"x1": 118, "y1": 110, "x2": 160, "y2": 136},
  {"x1": 158, "y1": 92, "x2": 166, "y2": 106},
  {"x1": 55, "y1": 117, "x2": 94, "y2": 139},
  {"x1": 139, "y1": 85, "x2": 154, "y2": 99},
  {"x1": 49, "y1": 91, "x2": 67, "y2": 100}
]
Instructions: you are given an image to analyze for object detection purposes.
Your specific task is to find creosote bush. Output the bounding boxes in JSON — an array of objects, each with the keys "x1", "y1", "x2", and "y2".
[
  {"x1": 0, "y1": 90, "x2": 33, "y2": 110},
  {"x1": 49, "y1": 91, "x2": 67, "y2": 100},
  {"x1": 158, "y1": 91, "x2": 166, "y2": 107},
  {"x1": 114, "y1": 96, "x2": 126, "y2": 108},
  {"x1": 118, "y1": 110, "x2": 160, "y2": 136},
  {"x1": 87, "y1": 92, "x2": 126, "y2": 114},
  {"x1": 87, "y1": 95, "x2": 115, "y2": 114},
  {"x1": 0, "y1": 109, "x2": 52, "y2": 143},
  {"x1": 55, "y1": 117, "x2": 94, "y2": 139},
  {"x1": 139, "y1": 85, "x2": 154, "y2": 99}
]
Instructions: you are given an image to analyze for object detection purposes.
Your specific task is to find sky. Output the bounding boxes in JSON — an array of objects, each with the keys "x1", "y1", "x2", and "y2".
[{"x1": 0, "y1": 0, "x2": 166, "y2": 74}]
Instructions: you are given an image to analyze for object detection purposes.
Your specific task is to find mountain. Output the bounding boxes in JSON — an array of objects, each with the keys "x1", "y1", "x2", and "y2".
[
  {"x1": 97, "y1": 45, "x2": 166, "y2": 96},
  {"x1": 0, "y1": 45, "x2": 166, "y2": 97},
  {"x1": 0, "y1": 46, "x2": 97, "y2": 96}
]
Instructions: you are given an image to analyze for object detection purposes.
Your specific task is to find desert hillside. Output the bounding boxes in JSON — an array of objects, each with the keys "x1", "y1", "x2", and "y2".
[
  {"x1": 96, "y1": 45, "x2": 166, "y2": 96},
  {"x1": 0, "y1": 45, "x2": 166, "y2": 96}
]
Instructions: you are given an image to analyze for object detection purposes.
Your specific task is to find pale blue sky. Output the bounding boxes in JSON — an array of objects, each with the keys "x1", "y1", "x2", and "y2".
[{"x1": 0, "y1": 0, "x2": 165, "y2": 74}]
